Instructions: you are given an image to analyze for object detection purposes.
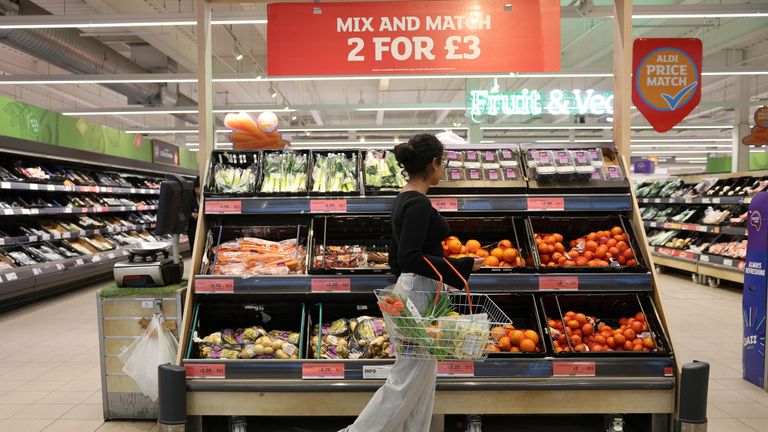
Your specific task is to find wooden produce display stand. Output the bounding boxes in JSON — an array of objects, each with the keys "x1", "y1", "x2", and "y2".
[{"x1": 178, "y1": 1, "x2": 678, "y2": 430}]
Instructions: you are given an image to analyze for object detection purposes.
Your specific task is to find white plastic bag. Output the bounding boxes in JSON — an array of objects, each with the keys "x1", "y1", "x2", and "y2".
[
  {"x1": 435, "y1": 130, "x2": 467, "y2": 145},
  {"x1": 119, "y1": 314, "x2": 178, "y2": 401}
]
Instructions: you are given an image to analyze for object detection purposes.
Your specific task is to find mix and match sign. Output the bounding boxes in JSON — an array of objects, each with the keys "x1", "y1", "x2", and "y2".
[
  {"x1": 632, "y1": 38, "x2": 702, "y2": 132},
  {"x1": 267, "y1": 0, "x2": 560, "y2": 76}
]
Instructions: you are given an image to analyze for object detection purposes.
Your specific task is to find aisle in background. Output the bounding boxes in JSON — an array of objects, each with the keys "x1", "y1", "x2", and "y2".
[{"x1": 0, "y1": 270, "x2": 767, "y2": 431}]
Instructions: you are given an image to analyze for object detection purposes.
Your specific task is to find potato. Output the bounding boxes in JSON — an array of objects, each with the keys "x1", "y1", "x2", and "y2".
[
  {"x1": 253, "y1": 344, "x2": 265, "y2": 356},
  {"x1": 291, "y1": 354, "x2": 298, "y2": 359},
  {"x1": 274, "y1": 349, "x2": 290, "y2": 359},
  {"x1": 263, "y1": 346, "x2": 274, "y2": 356},
  {"x1": 271, "y1": 339, "x2": 284, "y2": 351}
]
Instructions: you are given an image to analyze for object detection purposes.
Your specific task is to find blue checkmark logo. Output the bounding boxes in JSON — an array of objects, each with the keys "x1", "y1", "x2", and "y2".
[{"x1": 661, "y1": 81, "x2": 698, "y2": 110}]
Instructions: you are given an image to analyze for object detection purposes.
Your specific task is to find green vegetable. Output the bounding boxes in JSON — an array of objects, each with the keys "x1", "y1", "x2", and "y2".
[
  {"x1": 364, "y1": 150, "x2": 406, "y2": 189},
  {"x1": 260, "y1": 152, "x2": 308, "y2": 193},
  {"x1": 213, "y1": 164, "x2": 256, "y2": 194},
  {"x1": 311, "y1": 153, "x2": 359, "y2": 193}
]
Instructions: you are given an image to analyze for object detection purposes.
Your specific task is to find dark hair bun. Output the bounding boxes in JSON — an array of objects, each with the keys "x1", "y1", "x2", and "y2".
[{"x1": 393, "y1": 134, "x2": 444, "y2": 176}]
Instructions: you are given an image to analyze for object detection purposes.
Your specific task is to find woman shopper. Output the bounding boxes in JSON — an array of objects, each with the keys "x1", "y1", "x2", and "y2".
[{"x1": 340, "y1": 134, "x2": 484, "y2": 432}]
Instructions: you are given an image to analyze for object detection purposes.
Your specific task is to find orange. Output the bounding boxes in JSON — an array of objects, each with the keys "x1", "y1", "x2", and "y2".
[
  {"x1": 460, "y1": 245, "x2": 467, "y2": 254},
  {"x1": 633, "y1": 344, "x2": 644, "y2": 351},
  {"x1": 553, "y1": 233, "x2": 564, "y2": 243},
  {"x1": 593, "y1": 334, "x2": 606, "y2": 345},
  {"x1": 501, "y1": 262, "x2": 513, "y2": 267},
  {"x1": 466, "y1": 239, "x2": 481, "y2": 253},
  {"x1": 447, "y1": 235, "x2": 459, "y2": 242},
  {"x1": 630, "y1": 321, "x2": 643, "y2": 334},
  {"x1": 623, "y1": 341, "x2": 634, "y2": 351},
  {"x1": 634, "y1": 312, "x2": 645, "y2": 322},
  {"x1": 447, "y1": 239, "x2": 462, "y2": 254},
  {"x1": 491, "y1": 247, "x2": 504, "y2": 260},
  {"x1": 595, "y1": 245, "x2": 608, "y2": 259},
  {"x1": 508, "y1": 330, "x2": 525, "y2": 346},
  {"x1": 623, "y1": 248, "x2": 635, "y2": 259},
  {"x1": 490, "y1": 326, "x2": 506, "y2": 341},
  {"x1": 610, "y1": 226, "x2": 623, "y2": 236},
  {"x1": 498, "y1": 336, "x2": 512, "y2": 351},
  {"x1": 484, "y1": 256, "x2": 500, "y2": 267},
  {"x1": 622, "y1": 329, "x2": 636, "y2": 340},
  {"x1": 476, "y1": 249, "x2": 489, "y2": 258},
  {"x1": 498, "y1": 239, "x2": 512, "y2": 250},
  {"x1": 502, "y1": 248, "x2": 518, "y2": 263},
  {"x1": 643, "y1": 338, "x2": 655, "y2": 349},
  {"x1": 443, "y1": 245, "x2": 450, "y2": 256},
  {"x1": 509, "y1": 346, "x2": 520, "y2": 352},
  {"x1": 519, "y1": 339, "x2": 537, "y2": 352},
  {"x1": 574, "y1": 344, "x2": 587, "y2": 352},
  {"x1": 523, "y1": 330, "x2": 540, "y2": 345},
  {"x1": 570, "y1": 334, "x2": 582, "y2": 345},
  {"x1": 566, "y1": 319, "x2": 580, "y2": 330},
  {"x1": 585, "y1": 240, "x2": 598, "y2": 252},
  {"x1": 582, "y1": 323, "x2": 594, "y2": 336},
  {"x1": 574, "y1": 313, "x2": 587, "y2": 326},
  {"x1": 485, "y1": 344, "x2": 501, "y2": 352}
]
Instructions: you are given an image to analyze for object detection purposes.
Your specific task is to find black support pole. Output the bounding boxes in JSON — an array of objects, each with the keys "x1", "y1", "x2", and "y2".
[
  {"x1": 158, "y1": 363, "x2": 187, "y2": 432},
  {"x1": 676, "y1": 361, "x2": 710, "y2": 432}
]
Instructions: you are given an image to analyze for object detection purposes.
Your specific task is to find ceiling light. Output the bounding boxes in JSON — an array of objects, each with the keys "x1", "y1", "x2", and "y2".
[
  {"x1": 535, "y1": 139, "x2": 614, "y2": 143},
  {"x1": 62, "y1": 109, "x2": 197, "y2": 116},
  {"x1": 0, "y1": 13, "x2": 267, "y2": 30},
  {"x1": 632, "y1": 150, "x2": 731, "y2": 155},
  {"x1": 480, "y1": 140, "x2": 496, "y2": 144},
  {"x1": 632, "y1": 138, "x2": 732, "y2": 142},
  {"x1": 291, "y1": 115, "x2": 298, "y2": 121},
  {"x1": 633, "y1": 13, "x2": 766, "y2": 19},
  {"x1": 632, "y1": 144, "x2": 731, "y2": 149},
  {"x1": 676, "y1": 157, "x2": 708, "y2": 161},
  {"x1": 188, "y1": 148, "x2": 199, "y2": 152},
  {"x1": 356, "y1": 107, "x2": 462, "y2": 112},
  {"x1": 233, "y1": 47, "x2": 244, "y2": 62},
  {"x1": 211, "y1": 108, "x2": 296, "y2": 113}
]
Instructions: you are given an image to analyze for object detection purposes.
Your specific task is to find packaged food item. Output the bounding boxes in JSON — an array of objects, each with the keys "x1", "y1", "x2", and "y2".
[
  {"x1": 197, "y1": 326, "x2": 300, "y2": 360},
  {"x1": 499, "y1": 148, "x2": 519, "y2": 167},
  {"x1": 554, "y1": 150, "x2": 576, "y2": 175},
  {"x1": 212, "y1": 237, "x2": 306, "y2": 275},
  {"x1": 484, "y1": 168, "x2": 503, "y2": 182},
  {"x1": 311, "y1": 316, "x2": 394, "y2": 359},
  {"x1": 260, "y1": 152, "x2": 308, "y2": 193},
  {"x1": 589, "y1": 148, "x2": 605, "y2": 168},
  {"x1": 445, "y1": 150, "x2": 464, "y2": 167},
  {"x1": 465, "y1": 168, "x2": 483, "y2": 181},
  {"x1": 445, "y1": 168, "x2": 465, "y2": 181},
  {"x1": 311, "y1": 153, "x2": 359, "y2": 193},
  {"x1": 481, "y1": 150, "x2": 498, "y2": 164},
  {"x1": 364, "y1": 150, "x2": 407, "y2": 189},
  {"x1": 572, "y1": 150, "x2": 597, "y2": 176},
  {"x1": 463, "y1": 150, "x2": 481, "y2": 168}
]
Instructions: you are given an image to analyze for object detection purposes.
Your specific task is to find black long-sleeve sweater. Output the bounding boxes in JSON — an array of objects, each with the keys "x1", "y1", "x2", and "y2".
[{"x1": 389, "y1": 191, "x2": 473, "y2": 289}]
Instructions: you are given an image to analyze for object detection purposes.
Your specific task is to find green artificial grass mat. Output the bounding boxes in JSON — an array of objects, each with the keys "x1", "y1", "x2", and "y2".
[{"x1": 99, "y1": 281, "x2": 188, "y2": 298}]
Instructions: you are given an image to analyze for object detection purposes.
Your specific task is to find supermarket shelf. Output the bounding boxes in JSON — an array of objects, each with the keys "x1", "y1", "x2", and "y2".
[
  {"x1": 0, "y1": 247, "x2": 131, "y2": 285},
  {"x1": 0, "y1": 223, "x2": 155, "y2": 247},
  {"x1": 0, "y1": 181, "x2": 159, "y2": 195},
  {"x1": 193, "y1": 272, "x2": 654, "y2": 294},
  {"x1": 182, "y1": 357, "x2": 674, "y2": 381},
  {"x1": 643, "y1": 220, "x2": 747, "y2": 236},
  {"x1": 638, "y1": 196, "x2": 747, "y2": 205},
  {"x1": 697, "y1": 253, "x2": 746, "y2": 270},
  {"x1": 651, "y1": 253, "x2": 698, "y2": 273},
  {"x1": 0, "y1": 205, "x2": 157, "y2": 216},
  {"x1": 698, "y1": 261, "x2": 745, "y2": 284},
  {"x1": 204, "y1": 194, "x2": 633, "y2": 215}
]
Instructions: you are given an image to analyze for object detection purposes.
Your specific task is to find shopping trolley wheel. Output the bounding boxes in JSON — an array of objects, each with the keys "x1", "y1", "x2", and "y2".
[
  {"x1": 228, "y1": 416, "x2": 247, "y2": 432},
  {"x1": 465, "y1": 414, "x2": 482, "y2": 432}
]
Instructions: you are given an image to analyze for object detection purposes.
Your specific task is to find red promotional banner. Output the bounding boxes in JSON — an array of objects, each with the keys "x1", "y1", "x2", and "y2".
[
  {"x1": 632, "y1": 38, "x2": 702, "y2": 132},
  {"x1": 267, "y1": 0, "x2": 560, "y2": 76}
]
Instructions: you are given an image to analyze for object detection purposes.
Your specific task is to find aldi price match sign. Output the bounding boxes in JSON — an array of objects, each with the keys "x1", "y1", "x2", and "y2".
[
  {"x1": 744, "y1": 191, "x2": 768, "y2": 390},
  {"x1": 632, "y1": 38, "x2": 702, "y2": 132},
  {"x1": 267, "y1": 0, "x2": 560, "y2": 76}
]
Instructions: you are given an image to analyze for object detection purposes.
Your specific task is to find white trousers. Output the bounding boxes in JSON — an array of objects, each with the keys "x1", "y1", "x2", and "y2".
[{"x1": 341, "y1": 274, "x2": 440, "y2": 432}]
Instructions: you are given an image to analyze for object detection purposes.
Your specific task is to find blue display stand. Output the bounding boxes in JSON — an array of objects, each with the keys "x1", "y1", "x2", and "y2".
[{"x1": 744, "y1": 192, "x2": 768, "y2": 390}]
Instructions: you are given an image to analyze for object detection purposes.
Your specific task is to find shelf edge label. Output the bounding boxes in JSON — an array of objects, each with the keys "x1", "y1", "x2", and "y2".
[
  {"x1": 431, "y1": 197, "x2": 459, "y2": 212},
  {"x1": 437, "y1": 361, "x2": 475, "y2": 377},
  {"x1": 302, "y1": 363, "x2": 345, "y2": 379},
  {"x1": 311, "y1": 278, "x2": 351, "y2": 293},
  {"x1": 185, "y1": 363, "x2": 226, "y2": 379},
  {"x1": 310, "y1": 199, "x2": 348, "y2": 213},
  {"x1": 205, "y1": 200, "x2": 242, "y2": 213},
  {"x1": 538, "y1": 276, "x2": 579, "y2": 291},
  {"x1": 195, "y1": 278, "x2": 235, "y2": 294},
  {"x1": 527, "y1": 197, "x2": 565, "y2": 211},
  {"x1": 363, "y1": 365, "x2": 393, "y2": 380},
  {"x1": 553, "y1": 361, "x2": 596, "y2": 377}
]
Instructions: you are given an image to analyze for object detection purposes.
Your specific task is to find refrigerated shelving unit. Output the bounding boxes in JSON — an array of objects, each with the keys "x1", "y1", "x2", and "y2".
[{"x1": 177, "y1": 144, "x2": 678, "y2": 431}]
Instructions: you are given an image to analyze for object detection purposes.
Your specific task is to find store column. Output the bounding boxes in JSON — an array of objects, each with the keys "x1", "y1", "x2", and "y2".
[
  {"x1": 466, "y1": 78, "x2": 482, "y2": 144},
  {"x1": 732, "y1": 71, "x2": 752, "y2": 172},
  {"x1": 612, "y1": 0, "x2": 632, "y2": 163}
]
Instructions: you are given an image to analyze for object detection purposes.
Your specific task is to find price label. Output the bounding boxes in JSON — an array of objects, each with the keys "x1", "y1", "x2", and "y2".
[
  {"x1": 527, "y1": 197, "x2": 565, "y2": 211},
  {"x1": 30, "y1": 208, "x2": 39, "y2": 215},
  {"x1": 302, "y1": 363, "x2": 345, "y2": 380},
  {"x1": 0, "y1": 238, "x2": 4, "y2": 245},
  {"x1": 130, "y1": 188, "x2": 137, "y2": 194},
  {"x1": 553, "y1": 361, "x2": 596, "y2": 376},
  {"x1": 46, "y1": 185, "x2": 55, "y2": 191},
  {"x1": 712, "y1": 198, "x2": 721, "y2": 204},
  {"x1": 75, "y1": 259, "x2": 85, "y2": 266},
  {"x1": 29, "y1": 183, "x2": 39, "y2": 190},
  {"x1": 723, "y1": 258, "x2": 734, "y2": 267},
  {"x1": 0, "y1": 182, "x2": 8, "y2": 189},
  {"x1": 32, "y1": 268, "x2": 43, "y2": 276},
  {"x1": 5, "y1": 272, "x2": 18, "y2": 281},
  {"x1": 185, "y1": 363, "x2": 226, "y2": 379},
  {"x1": 311, "y1": 278, "x2": 351, "y2": 292},
  {"x1": 2, "y1": 209, "x2": 13, "y2": 215},
  {"x1": 64, "y1": 208, "x2": 73, "y2": 213},
  {"x1": 21, "y1": 208, "x2": 30, "y2": 215},
  {"x1": 653, "y1": 198, "x2": 661, "y2": 203},
  {"x1": 205, "y1": 200, "x2": 243, "y2": 213},
  {"x1": 106, "y1": 187, "x2": 113, "y2": 193},
  {"x1": 92, "y1": 256, "x2": 101, "y2": 263},
  {"x1": 702, "y1": 198, "x2": 711, "y2": 204},
  {"x1": 431, "y1": 198, "x2": 459, "y2": 212},
  {"x1": 664, "y1": 367, "x2": 674, "y2": 377},
  {"x1": 108, "y1": 253, "x2": 116, "y2": 259},
  {"x1": 699, "y1": 255, "x2": 710, "y2": 262},
  {"x1": 363, "y1": 365, "x2": 393, "y2": 380},
  {"x1": 195, "y1": 278, "x2": 235, "y2": 294},
  {"x1": 62, "y1": 232, "x2": 71, "y2": 238},
  {"x1": 538, "y1": 276, "x2": 579, "y2": 291},
  {"x1": 56, "y1": 263, "x2": 66, "y2": 270},
  {"x1": 310, "y1": 199, "x2": 347, "y2": 213},
  {"x1": 437, "y1": 361, "x2": 475, "y2": 377}
]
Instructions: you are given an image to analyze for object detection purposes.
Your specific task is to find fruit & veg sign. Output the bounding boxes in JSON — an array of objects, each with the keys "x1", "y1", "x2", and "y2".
[
  {"x1": 267, "y1": 0, "x2": 560, "y2": 76},
  {"x1": 743, "y1": 191, "x2": 768, "y2": 390},
  {"x1": 632, "y1": 38, "x2": 702, "y2": 133}
]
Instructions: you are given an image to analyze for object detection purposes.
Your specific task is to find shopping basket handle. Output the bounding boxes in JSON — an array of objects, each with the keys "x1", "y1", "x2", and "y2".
[
  {"x1": 421, "y1": 256, "x2": 444, "y2": 303},
  {"x1": 442, "y1": 258, "x2": 472, "y2": 314}
]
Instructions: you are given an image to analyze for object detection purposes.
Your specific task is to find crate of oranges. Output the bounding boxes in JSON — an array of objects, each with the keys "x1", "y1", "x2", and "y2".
[
  {"x1": 483, "y1": 294, "x2": 546, "y2": 356},
  {"x1": 441, "y1": 217, "x2": 534, "y2": 272},
  {"x1": 527, "y1": 215, "x2": 645, "y2": 272},
  {"x1": 541, "y1": 294, "x2": 669, "y2": 356}
]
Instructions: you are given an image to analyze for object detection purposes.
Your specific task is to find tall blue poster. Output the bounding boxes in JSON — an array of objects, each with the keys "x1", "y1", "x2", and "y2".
[{"x1": 744, "y1": 192, "x2": 768, "y2": 389}]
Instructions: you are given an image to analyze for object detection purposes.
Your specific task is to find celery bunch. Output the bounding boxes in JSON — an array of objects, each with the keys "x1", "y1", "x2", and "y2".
[
  {"x1": 260, "y1": 152, "x2": 308, "y2": 193},
  {"x1": 311, "y1": 153, "x2": 359, "y2": 193}
]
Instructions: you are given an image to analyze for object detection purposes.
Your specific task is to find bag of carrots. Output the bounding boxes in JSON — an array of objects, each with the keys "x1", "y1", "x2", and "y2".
[{"x1": 212, "y1": 237, "x2": 305, "y2": 275}]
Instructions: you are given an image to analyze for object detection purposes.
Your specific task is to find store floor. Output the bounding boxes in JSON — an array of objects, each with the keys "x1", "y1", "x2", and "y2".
[{"x1": 0, "y1": 272, "x2": 767, "y2": 432}]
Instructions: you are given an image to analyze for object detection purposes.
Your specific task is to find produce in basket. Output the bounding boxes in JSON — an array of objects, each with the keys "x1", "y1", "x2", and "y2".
[
  {"x1": 310, "y1": 316, "x2": 394, "y2": 359},
  {"x1": 196, "y1": 326, "x2": 300, "y2": 360},
  {"x1": 311, "y1": 153, "x2": 359, "y2": 193},
  {"x1": 260, "y1": 152, "x2": 308, "y2": 193},
  {"x1": 441, "y1": 237, "x2": 527, "y2": 268},
  {"x1": 364, "y1": 150, "x2": 407, "y2": 189},
  {"x1": 211, "y1": 237, "x2": 305, "y2": 275},
  {"x1": 312, "y1": 244, "x2": 389, "y2": 270},
  {"x1": 213, "y1": 164, "x2": 257, "y2": 194},
  {"x1": 547, "y1": 311, "x2": 656, "y2": 353},
  {"x1": 535, "y1": 226, "x2": 638, "y2": 268},
  {"x1": 485, "y1": 324, "x2": 542, "y2": 353}
]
